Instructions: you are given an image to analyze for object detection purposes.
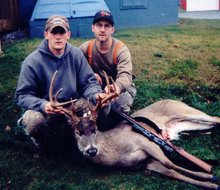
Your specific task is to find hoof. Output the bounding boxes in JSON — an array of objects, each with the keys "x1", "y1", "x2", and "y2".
[{"x1": 144, "y1": 170, "x2": 151, "y2": 176}]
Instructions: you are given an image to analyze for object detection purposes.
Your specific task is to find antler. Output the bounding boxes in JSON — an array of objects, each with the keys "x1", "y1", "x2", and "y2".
[
  {"x1": 93, "y1": 70, "x2": 119, "y2": 111},
  {"x1": 49, "y1": 70, "x2": 76, "y2": 108},
  {"x1": 49, "y1": 71, "x2": 79, "y2": 123}
]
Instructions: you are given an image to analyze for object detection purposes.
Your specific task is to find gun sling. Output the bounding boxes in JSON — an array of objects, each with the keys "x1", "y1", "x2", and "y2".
[{"x1": 113, "y1": 108, "x2": 212, "y2": 173}]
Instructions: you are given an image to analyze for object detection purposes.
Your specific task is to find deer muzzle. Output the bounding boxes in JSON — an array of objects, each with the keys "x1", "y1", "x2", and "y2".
[{"x1": 86, "y1": 147, "x2": 98, "y2": 157}]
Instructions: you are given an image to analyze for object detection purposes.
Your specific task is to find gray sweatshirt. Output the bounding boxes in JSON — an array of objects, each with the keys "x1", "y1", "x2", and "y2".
[{"x1": 15, "y1": 39, "x2": 102, "y2": 113}]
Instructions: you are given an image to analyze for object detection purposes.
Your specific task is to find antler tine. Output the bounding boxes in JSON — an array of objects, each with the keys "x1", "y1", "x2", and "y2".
[
  {"x1": 49, "y1": 70, "x2": 58, "y2": 104},
  {"x1": 87, "y1": 99, "x2": 98, "y2": 121},
  {"x1": 93, "y1": 94, "x2": 102, "y2": 111},
  {"x1": 66, "y1": 100, "x2": 80, "y2": 124},
  {"x1": 57, "y1": 99, "x2": 78, "y2": 107},
  {"x1": 101, "y1": 92, "x2": 118, "y2": 105},
  {"x1": 49, "y1": 71, "x2": 77, "y2": 108},
  {"x1": 109, "y1": 76, "x2": 118, "y2": 95},
  {"x1": 102, "y1": 70, "x2": 111, "y2": 93},
  {"x1": 101, "y1": 73, "x2": 119, "y2": 105},
  {"x1": 103, "y1": 70, "x2": 118, "y2": 96},
  {"x1": 93, "y1": 71, "x2": 119, "y2": 111},
  {"x1": 52, "y1": 101, "x2": 79, "y2": 127},
  {"x1": 54, "y1": 88, "x2": 63, "y2": 102}
]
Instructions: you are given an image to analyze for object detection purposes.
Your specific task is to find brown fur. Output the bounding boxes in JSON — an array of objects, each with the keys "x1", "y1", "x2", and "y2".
[
  {"x1": 49, "y1": 72, "x2": 220, "y2": 189},
  {"x1": 70, "y1": 99, "x2": 220, "y2": 190}
]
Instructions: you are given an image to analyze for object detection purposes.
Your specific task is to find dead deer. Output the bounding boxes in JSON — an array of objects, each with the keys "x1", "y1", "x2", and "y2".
[
  {"x1": 49, "y1": 71, "x2": 220, "y2": 190},
  {"x1": 131, "y1": 99, "x2": 220, "y2": 140}
]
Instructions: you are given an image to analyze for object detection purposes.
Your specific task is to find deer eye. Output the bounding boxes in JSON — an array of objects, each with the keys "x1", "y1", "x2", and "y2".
[{"x1": 75, "y1": 130, "x2": 82, "y2": 136}]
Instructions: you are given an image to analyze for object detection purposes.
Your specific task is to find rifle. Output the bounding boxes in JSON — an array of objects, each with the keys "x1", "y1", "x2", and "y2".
[{"x1": 113, "y1": 109, "x2": 212, "y2": 173}]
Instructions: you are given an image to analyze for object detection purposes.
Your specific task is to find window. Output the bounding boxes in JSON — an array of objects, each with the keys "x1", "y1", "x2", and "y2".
[{"x1": 120, "y1": 0, "x2": 147, "y2": 10}]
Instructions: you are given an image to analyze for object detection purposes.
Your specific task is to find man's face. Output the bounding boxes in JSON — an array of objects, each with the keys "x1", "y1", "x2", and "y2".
[
  {"x1": 92, "y1": 21, "x2": 114, "y2": 43},
  {"x1": 44, "y1": 26, "x2": 71, "y2": 55}
]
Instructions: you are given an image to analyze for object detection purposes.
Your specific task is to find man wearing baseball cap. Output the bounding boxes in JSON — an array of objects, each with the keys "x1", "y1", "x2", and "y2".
[
  {"x1": 80, "y1": 10, "x2": 136, "y2": 130},
  {"x1": 15, "y1": 15, "x2": 109, "y2": 158},
  {"x1": 45, "y1": 15, "x2": 70, "y2": 33}
]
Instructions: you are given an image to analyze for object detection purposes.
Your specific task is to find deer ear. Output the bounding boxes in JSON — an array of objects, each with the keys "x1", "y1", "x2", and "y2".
[{"x1": 75, "y1": 127, "x2": 81, "y2": 136}]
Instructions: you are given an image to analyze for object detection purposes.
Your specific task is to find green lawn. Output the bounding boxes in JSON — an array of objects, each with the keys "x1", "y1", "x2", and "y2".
[{"x1": 0, "y1": 18, "x2": 220, "y2": 190}]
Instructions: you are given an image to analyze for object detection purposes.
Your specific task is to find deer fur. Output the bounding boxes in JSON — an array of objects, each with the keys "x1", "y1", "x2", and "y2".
[
  {"x1": 70, "y1": 98, "x2": 220, "y2": 190},
  {"x1": 49, "y1": 71, "x2": 220, "y2": 189},
  {"x1": 131, "y1": 99, "x2": 220, "y2": 140}
]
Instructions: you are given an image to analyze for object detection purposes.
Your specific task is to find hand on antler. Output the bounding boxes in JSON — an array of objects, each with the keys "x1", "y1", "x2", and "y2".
[
  {"x1": 45, "y1": 102, "x2": 65, "y2": 115},
  {"x1": 104, "y1": 84, "x2": 120, "y2": 95},
  {"x1": 94, "y1": 71, "x2": 119, "y2": 110},
  {"x1": 48, "y1": 71, "x2": 77, "y2": 115},
  {"x1": 95, "y1": 93, "x2": 110, "y2": 108}
]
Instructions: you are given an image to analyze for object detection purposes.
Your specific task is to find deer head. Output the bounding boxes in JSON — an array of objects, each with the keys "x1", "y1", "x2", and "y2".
[
  {"x1": 73, "y1": 71, "x2": 119, "y2": 157},
  {"x1": 49, "y1": 70, "x2": 118, "y2": 157}
]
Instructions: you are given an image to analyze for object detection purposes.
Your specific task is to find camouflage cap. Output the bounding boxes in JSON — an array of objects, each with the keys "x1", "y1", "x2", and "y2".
[{"x1": 45, "y1": 15, "x2": 70, "y2": 32}]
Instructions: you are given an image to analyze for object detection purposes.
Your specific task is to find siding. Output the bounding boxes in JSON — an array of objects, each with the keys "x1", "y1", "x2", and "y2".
[
  {"x1": 0, "y1": 0, "x2": 19, "y2": 32},
  {"x1": 105, "y1": 0, "x2": 179, "y2": 29},
  {"x1": 30, "y1": 0, "x2": 109, "y2": 38},
  {"x1": 29, "y1": 0, "x2": 179, "y2": 38}
]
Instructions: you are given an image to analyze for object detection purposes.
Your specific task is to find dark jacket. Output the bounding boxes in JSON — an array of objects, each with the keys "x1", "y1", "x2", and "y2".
[{"x1": 15, "y1": 39, "x2": 102, "y2": 113}]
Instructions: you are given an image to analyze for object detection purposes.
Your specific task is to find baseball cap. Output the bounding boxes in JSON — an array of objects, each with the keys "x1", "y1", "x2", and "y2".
[
  {"x1": 93, "y1": 10, "x2": 114, "y2": 26},
  {"x1": 45, "y1": 15, "x2": 70, "y2": 32}
]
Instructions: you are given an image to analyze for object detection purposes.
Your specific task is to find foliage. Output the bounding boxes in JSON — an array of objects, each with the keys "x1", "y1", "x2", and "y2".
[{"x1": 0, "y1": 19, "x2": 220, "y2": 190}]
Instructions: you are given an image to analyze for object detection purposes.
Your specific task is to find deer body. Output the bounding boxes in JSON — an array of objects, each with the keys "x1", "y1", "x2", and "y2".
[
  {"x1": 74, "y1": 106, "x2": 219, "y2": 189},
  {"x1": 132, "y1": 99, "x2": 220, "y2": 140},
  {"x1": 49, "y1": 71, "x2": 220, "y2": 189},
  {"x1": 79, "y1": 122, "x2": 151, "y2": 167},
  {"x1": 72, "y1": 98, "x2": 220, "y2": 190}
]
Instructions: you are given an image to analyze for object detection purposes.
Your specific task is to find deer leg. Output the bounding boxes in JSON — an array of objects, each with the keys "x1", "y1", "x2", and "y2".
[
  {"x1": 165, "y1": 119, "x2": 218, "y2": 140},
  {"x1": 145, "y1": 160, "x2": 220, "y2": 190},
  {"x1": 143, "y1": 141, "x2": 217, "y2": 181}
]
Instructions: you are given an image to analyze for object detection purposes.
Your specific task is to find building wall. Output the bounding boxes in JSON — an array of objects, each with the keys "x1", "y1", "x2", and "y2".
[
  {"x1": 30, "y1": 0, "x2": 179, "y2": 38},
  {"x1": 19, "y1": 0, "x2": 37, "y2": 27},
  {"x1": 29, "y1": 0, "x2": 109, "y2": 38},
  {"x1": 105, "y1": 0, "x2": 179, "y2": 29},
  {"x1": 187, "y1": 0, "x2": 219, "y2": 11},
  {"x1": 180, "y1": 0, "x2": 220, "y2": 11},
  {"x1": 0, "y1": 0, "x2": 19, "y2": 33}
]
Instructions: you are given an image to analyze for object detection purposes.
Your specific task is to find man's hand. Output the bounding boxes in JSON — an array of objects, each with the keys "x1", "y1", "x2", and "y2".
[
  {"x1": 104, "y1": 84, "x2": 120, "y2": 95},
  {"x1": 96, "y1": 90, "x2": 119, "y2": 108},
  {"x1": 45, "y1": 102, "x2": 65, "y2": 114},
  {"x1": 95, "y1": 93, "x2": 108, "y2": 108}
]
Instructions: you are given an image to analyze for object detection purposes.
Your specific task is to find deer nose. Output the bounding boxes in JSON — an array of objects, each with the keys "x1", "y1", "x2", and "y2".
[{"x1": 86, "y1": 147, "x2": 97, "y2": 157}]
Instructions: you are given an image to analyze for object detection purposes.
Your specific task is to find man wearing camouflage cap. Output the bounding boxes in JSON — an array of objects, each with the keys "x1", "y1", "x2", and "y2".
[{"x1": 15, "y1": 15, "x2": 107, "y2": 158}]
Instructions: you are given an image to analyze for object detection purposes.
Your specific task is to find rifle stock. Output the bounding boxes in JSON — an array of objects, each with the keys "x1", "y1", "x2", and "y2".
[
  {"x1": 166, "y1": 141, "x2": 212, "y2": 173},
  {"x1": 113, "y1": 109, "x2": 212, "y2": 173}
]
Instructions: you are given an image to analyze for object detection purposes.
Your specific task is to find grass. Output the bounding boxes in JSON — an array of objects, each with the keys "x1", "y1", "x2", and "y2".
[{"x1": 0, "y1": 18, "x2": 220, "y2": 190}]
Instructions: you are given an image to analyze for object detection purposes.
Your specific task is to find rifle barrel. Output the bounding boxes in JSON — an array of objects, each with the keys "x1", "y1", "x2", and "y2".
[{"x1": 113, "y1": 109, "x2": 212, "y2": 173}]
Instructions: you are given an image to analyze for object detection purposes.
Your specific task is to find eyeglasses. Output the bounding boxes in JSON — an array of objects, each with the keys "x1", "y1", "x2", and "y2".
[
  {"x1": 94, "y1": 23, "x2": 112, "y2": 30},
  {"x1": 50, "y1": 27, "x2": 66, "y2": 35}
]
